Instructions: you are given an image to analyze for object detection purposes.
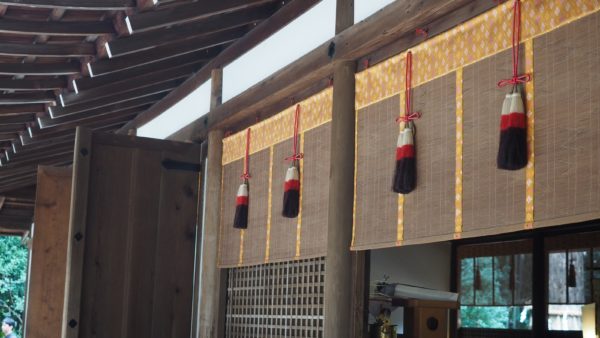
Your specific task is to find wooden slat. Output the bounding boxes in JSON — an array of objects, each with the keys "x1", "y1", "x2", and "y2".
[
  {"x1": 0, "y1": 124, "x2": 25, "y2": 133},
  {"x1": 0, "y1": 151, "x2": 72, "y2": 169},
  {"x1": 61, "y1": 63, "x2": 198, "y2": 106},
  {"x1": 88, "y1": 30, "x2": 234, "y2": 76},
  {"x1": 0, "y1": 131, "x2": 18, "y2": 141},
  {"x1": 0, "y1": 41, "x2": 96, "y2": 57},
  {"x1": 0, "y1": 61, "x2": 80, "y2": 75},
  {"x1": 74, "y1": 53, "x2": 205, "y2": 92},
  {"x1": 38, "y1": 107, "x2": 145, "y2": 134},
  {"x1": 0, "y1": 18, "x2": 115, "y2": 36},
  {"x1": 0, "y1": 77, "x2": 66, "y2": 90},
  {"x1": 5, "y1": 143, "x2": 73, "y2": 163},
  {"x1": 124, "y1": 0, "x2": 273, "y2": 33},
  {"x1": 120, "y1": 0, "x2": 321, "y2": 132},
  {"x1": 0, "y1": 104, "x2": 46, "y2": 114},
  {"x1": 26, "y1": 166, "x2": 72, "y2": 338},
  {"x1": 20, "y1": 123, "x2": 123, "y2": 146},
  {"x1": 27, "y1": 113, "x2": 137, "y2": 141},
  {"x1": 49, "y1": 80, "x2": 180, "y2": 117},
  {"x1": 0, "y1": 91, "x2": 55, "y2": 104},
  {"x1": 6, "y1": 139, "x2": 72, "y2": 161},
  {"x1": 107, "y1": 5, "x2": 271, "y2": 57},
  {"x1": 0, "y1": 113, "x2": 34, "y2": 124},
  {"x1": 40, "y1": 93, "x2": 165, "y2": 128},
  {"x1": 0, "y1": 0, "x2": 134, "y2": 10}
]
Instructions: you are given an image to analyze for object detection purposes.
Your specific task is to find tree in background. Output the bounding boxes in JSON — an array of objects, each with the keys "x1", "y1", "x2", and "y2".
[{"x1": 0, "y1": 236, "x2": 28, "y2": 337}]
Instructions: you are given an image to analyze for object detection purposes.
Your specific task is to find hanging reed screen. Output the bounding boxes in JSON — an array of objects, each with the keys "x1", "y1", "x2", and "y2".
[{"x1": 225, "y1": 257, "x2": 325, "y2": 338}]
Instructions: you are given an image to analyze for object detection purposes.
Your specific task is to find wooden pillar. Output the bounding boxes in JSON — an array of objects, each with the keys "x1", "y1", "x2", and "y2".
[
  {"x1": 325, "y1": 1, "x2": 355, "y2": 335},
  {"x1": 198, "y1": 68, "x2": 226, "y2": 338}
]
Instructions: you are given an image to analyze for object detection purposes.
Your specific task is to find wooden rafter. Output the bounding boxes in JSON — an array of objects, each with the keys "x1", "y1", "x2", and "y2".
[
  {"x1": 0, "y1": 78, "x2": 66, "y2": 91},
  {"x1": 124, "y1": 0, "x2": 273, "y2": 33},
  {"x1": 0, "y1": 41, "x2": 95, "y2": 57},
  {"x1": 0, "y1": 0, "x2": 134, "y2": 10},
  {"x1": 0, "y1": 104, "x2": 45, "y2": 114},
  {"x1": 107, "y1": 5, "x2": 272, "y2": 57},
  {"x1": 0, "y1": 114, "x2": 34, "y2": 125},
  {"x1": 0, "y1": 18, "x2": 115, "y2": 36},
  {"x1": 40, "y1": 105, "x2": 152, "y2": 129},
  {"x1": 0, "y1": 62, "x2": 80, "y2": 75},
  {"x1": 0, "y1": 91, "x2": 55, "y2": 104}
]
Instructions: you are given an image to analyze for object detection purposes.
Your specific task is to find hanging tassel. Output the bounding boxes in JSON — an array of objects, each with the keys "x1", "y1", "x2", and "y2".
[
  {"x1": 497, "y1": 0, "x2": 531, "y2": 170},
  {"x1": 567, "y1": 260, "x2": 577, "y2": 288},
  {"x1": 393, "y1": 51, "x2": 420, "y2": 194},
  {"x1": 283, "y1": 104, "x2": 303, "y2": 218},
  {"x1": 234, "y1": 128, "x2": 251, "y2": 229}
]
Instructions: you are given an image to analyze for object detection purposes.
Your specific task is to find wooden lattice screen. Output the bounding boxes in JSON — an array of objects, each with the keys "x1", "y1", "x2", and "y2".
[{"x1": 225, "y1": 257, "x2": 325, "y2": 338}]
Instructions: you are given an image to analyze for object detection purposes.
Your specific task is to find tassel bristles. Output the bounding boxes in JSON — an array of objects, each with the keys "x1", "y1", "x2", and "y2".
[
  {"x1": 233, "y1": 181, "x2": 249, "y2": 229},
  {"x1": 282, "y1": 163, "x2": 300, "y2": 218},
  {"x1": 393, "y1": 126, "x2": 416, "y2": 194},
  {"x1": 497, "y1": 91, "x2": 527, "y2": 170}
]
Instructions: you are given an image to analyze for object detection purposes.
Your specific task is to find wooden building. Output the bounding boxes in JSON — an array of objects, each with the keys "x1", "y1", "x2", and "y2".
[{"x1": 0, "y1": 0, "x2": 599, "y2": 337}]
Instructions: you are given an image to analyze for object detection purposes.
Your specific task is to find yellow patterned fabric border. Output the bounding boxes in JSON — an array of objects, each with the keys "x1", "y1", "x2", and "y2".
[
  {"x1": 238, "y1": 229, "x2": 245, "y2": 266},
  {"x1": 222, "y1": 88, "x2": 333, "y2": 165},
  {"x1": 295, "y1": 134, "x2": 304, "y2": 259},
  {"x1": 356, "y1": 0, "x2": 600, "y2": 109},
  {"x1": 396, "y1": 91, "x2": 406, "y2": 246},
  {"x1": 454, "y1": 69, "x2": 464, "y2": 239},
  {"x1": 524, "y1": 39, "x2": 535, "y2": 229},
  {"x1": 264, "y1": 146, "x2": 274, "y2": 263}
]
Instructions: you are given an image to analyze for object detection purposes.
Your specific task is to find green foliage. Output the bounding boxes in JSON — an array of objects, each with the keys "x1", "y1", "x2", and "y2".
[{"x1": 0, "y1": 236, "x2": 28, "y2": 337}]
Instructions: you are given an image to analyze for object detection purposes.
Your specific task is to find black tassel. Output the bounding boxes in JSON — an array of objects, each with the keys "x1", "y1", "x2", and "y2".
[
  {"x1": 497, "y1": 90, "x2": 528, "y2": 170},
  {"x1": 393, "y1": 124, "x2": 416, "y2": 194},
  {"x1": 282, "y1": 162, "x2": 300, "y2": 218},
  {"x1": 233, "y1": 180, "x2": 249, "y2": 229},
  {"x1": 568, "y1": 260, "x2": 577, "y2": 288}
]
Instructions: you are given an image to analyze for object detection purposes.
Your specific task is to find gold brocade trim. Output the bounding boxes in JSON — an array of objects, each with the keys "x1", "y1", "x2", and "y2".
[
  {"x1": 264, "y1": 146, "x2": 274, "y2": 263},
  {"x1": 238, "y1": 229, "x2": 245, "y2": 267},
  {"x1": 356, "y1": 0, "x2": 600, "y2": 110},
  {"x1": 295, "y1": 134, "x2": 305, "y2": 259},
  {"x1": 222, "y1": 88, "x2": 333, "y2": 165},
  {"x1": 396, "y1": 91, "x2": 406, "y2": 246},
  {"x1": 351, "y1": 106, "x2": 359, "y2": 248},
  {"x1": 217, "y1": 165, "x2": 225, "y2": 266},
  {"x1": 454, "y1": 68, "x2": 464, "y2": 238},
  {"x1": 525, "y1": 39, "x2": 535, "y2": 229}
]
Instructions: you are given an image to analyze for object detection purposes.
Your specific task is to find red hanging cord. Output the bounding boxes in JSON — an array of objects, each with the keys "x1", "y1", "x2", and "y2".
[
  {"x1": 396, "y1": 51, "x2": 421, "y2": 123},
  {"x1": 241, "y1": 128, "x2": 251, "y2": 180},
  {"x1": 286, "y1": 104, "x2": 304, "y2": 161},
  {"x1": 497, "y1": 0, "x2": 531, "y2": 87}
]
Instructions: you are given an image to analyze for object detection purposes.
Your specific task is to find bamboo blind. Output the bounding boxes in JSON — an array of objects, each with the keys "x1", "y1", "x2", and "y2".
[{"x1": 225, "y1": 257, "x2": 325, "y2": 338}]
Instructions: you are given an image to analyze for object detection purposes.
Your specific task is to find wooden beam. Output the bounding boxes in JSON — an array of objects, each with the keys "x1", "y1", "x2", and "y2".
[
  {"x1": 119, "y1": 0, "x2": 321, "y2": 132},
  {"x1": 0, "y1": 132, "x2": 18, "y2": 141},
  {"x1": 40, "y1": 93, "x2": 164, "y2": 128},
  {"x1": 49, "y1": 80, "x2": 180, "y2": 117},
  {"x1": 74, "y1": 54, "x2": 205, "y2": 92},
  {"x1": 124, "y1": 0, "x2": 273, "y2": 33},
  {"x1": 0, "y1": 61, "x2": 80, "y2": 75},
  {"x1": 61, "y1": 63, "x2": 198, "y2": 106},
  {"x1": 0, "y1": 77, "x2": 66, "y2": 91},
  {"x1": 0, "y1": 214, "x2": 32, "y2": 230},
  {"x1": 0, "y1": 152, "x2": 72, "y2": 169},
  {"x1": 89, "y1": 29, "x2": 236, "y2": 76},
  {"x1": 108, "y1": 5, "x2": 271, "y2": 57},
  {"x1": 0, "y1": 18, "x2": 115, "y2": 36},
  {"x1": 0, "y1": 42, "x2": 95, "y2": 57},
  {"x1": 19, "y1": 122, "x2": 123, "y2": 145},
  {"x1": 0, "y1": 125, "x2": 25, "y2": 133},
  {"x1": 1, "y1": 145, "x2": 73, "y2": 165},
  {"x1": 40, "y1": 107, "x2": 147, "y2": 132},
  {"x1": 0, "y1": 91, "x2": 55, "y2": 104},
  {"x1": 0, "y1": 114, "x2": 34, "y2": 125},
  {"x1": 0, "y1": 104, "x2": 45, "y2": 114},
  {"x1": 0, "y1": 0, "x2": 134, "y2": 10}
]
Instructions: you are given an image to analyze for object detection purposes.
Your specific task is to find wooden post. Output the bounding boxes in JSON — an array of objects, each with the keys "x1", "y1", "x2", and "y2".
[
  {"x1": 324, "y1": 1, "x2": 355, "y2": 336},
  {"x1": 198, "y1": 68, "x2": 226, "y2": 338}
]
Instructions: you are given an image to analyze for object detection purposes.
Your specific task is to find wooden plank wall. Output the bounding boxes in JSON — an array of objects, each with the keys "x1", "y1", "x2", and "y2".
[
  {"x1": 65, "y1": 131, "x2": 201, "y2": 338},
  {"x1": 26, "y1": 166, "x2": 72, "y2": 338}
]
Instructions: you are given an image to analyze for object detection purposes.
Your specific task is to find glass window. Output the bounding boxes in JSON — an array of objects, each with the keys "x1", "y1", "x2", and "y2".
[{"x1": 459, "y1": 253, "x2": 533, "y2": 329}]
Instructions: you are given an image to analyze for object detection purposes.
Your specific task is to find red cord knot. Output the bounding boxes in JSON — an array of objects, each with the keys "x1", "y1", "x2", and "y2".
[
  {"x1": 497, "y1": 73, "x2": 531, "y2": 88},
  {"x1": 396, "y1": 112, "x2": 421, "y2": 124},
  {"x1": 240, "y1": 172, "x2": 251, "y2": 180},
  {"x1": 415, "y1": 28, "x2": 429, "y2": 39},
  {"x1": 285, "y1": 153, "x2": 304, "y2": 161}
]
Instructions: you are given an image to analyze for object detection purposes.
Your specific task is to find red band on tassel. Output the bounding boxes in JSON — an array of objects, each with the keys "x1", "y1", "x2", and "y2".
[
  {"x1": 285, "y1": 104, "x2": 304, "y2": 161},
  {"x1": 500, "y1": 113, "x2": 526, "y2": 130},
  {"x1": 498, "y1": 0, "x2": 531, "y2": 88},
  {"x1": 284, "y1": 180, "x2": 300, "y2": 192},
  {"x1": 396, "y1": 145, "x2": 415, "y2": 161},
  {"x1": 241, "y1": 128, "x2": 251, "y2": 180},
  {"x1": 236, "y1": 196, "x2": 249, "y2": 206}
]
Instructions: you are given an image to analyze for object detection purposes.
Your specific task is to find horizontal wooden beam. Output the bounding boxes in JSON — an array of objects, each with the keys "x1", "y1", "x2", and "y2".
[
  {"x1": 49, "y1": 80, "x2": 180, "y2": 117},
  {"x1": 150, "y1": 0, "x2": 494, "y2": 140},
  {"x1": 20, "y1": 121, "x2": 123, "y2": 146},
  {"x1": 0, "y1": 132, "x2": 18, "y2": 141},
  {"x1": 107, "y1": 5, "x2": 271, "y2": 57},
  {"x1": 0, "y1": 125, "x2": 25, "y2": 133},
  {"x1": 125, "y1": 0, "x2": 273, "y2": 33},
  {"x1": 0, "y1": 41, "x2": 95, "y2": 57},
  {"x1": 0, "y1": 0, "x2": 134, "y2": 10},
  {"x1": 0, "y1": 104, "x2": 46, "y2": 114},
  {"x1": 39, "y1": 93, "x2": 164, "y2": 128},
  {"x1": 0, "y1": 61, "x2": 80, "y2": 75},
  {"x1": 0, "y1": 114, "x2": 34, "y2": 125},
  {"x1": 0, "y1": 91, "x2": 55, "y2": 104},
  {"x1": 1, "y1": 145, "x2": 73, "y2": 166},
  {"x1": 73, "y1": 54, "x2": 204, "y2": 92},
  {"x1": 0, "y1": 78, "x2": 66, "y2": 91},
  {"x1": 0, "y1": 214, "x2": 32, "y2": 231},
  {"x1": 12, "y1": 136, "x2": 73, "y2": 153},
  {"x1": 61, "y1": 63, "x2": 198, "y2": 106},
  {"x1": 33, "y1": 109, "x2": 142, "y2": 137},
  {"x1": 0, "y1": 18, "x2": 115, "y2": 36},
  {"x1": 88, "y1": 29, "x2": 235, "y2": 76},
  {"x1": 119, "y1": 0, "x2": 321, "y2": 131}
]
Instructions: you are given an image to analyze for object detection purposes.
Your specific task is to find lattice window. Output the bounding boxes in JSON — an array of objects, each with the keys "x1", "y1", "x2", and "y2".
[{"x1": 225, "y1": 257, "x2": 325, "y2": 338}]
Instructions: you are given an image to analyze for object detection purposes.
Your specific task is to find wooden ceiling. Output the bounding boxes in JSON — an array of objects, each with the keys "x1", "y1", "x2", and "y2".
[{"x1": 0, "y1": 0, "x2": 303, "y2": 233}]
